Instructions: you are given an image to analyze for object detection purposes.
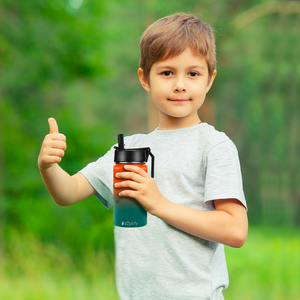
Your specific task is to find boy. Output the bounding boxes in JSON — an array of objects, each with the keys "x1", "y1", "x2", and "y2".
[{"x1": 38, "y1": 13, "x2": 248, "y2": 300}]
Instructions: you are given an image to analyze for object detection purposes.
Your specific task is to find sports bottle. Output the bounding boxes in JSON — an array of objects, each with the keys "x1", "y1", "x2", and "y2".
[{"x1": 113, "y1": 134, "x2": 154, "y2": 228}]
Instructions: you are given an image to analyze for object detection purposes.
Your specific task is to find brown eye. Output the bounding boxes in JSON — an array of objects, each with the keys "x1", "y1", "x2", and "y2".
[
  {"x1": 162, "y1": 71, "x2": 173, "y2": 76},
  {"x1": 189, "y1": 71, "x2": 199, "y2": 77}
]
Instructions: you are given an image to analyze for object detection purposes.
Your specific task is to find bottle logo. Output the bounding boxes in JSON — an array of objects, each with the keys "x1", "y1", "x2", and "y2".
[{"x1": 122, "y1": 221, "x2": 138, "y2": 226}]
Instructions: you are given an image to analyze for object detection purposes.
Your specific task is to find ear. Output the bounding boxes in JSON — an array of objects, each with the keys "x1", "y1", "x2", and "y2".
[
  {"x1": 138, "y1": 68, "x2": 151, "y2": 92},
  {"x1": 206, "y1": 70, "x2": 217, "y2": 93}
]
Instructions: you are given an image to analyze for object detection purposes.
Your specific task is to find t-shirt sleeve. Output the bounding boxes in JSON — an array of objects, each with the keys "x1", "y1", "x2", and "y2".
[
  {"x1": 79, "y1": 145, "x2": 115, "y2": 209},
  {"x1": 204, "y1": 140, "x2": 247, "y2": 210}
]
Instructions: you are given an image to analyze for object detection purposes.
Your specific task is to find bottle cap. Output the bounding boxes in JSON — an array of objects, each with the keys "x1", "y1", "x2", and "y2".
[{"x1": 114, "y1": 134, "x2": 155, "y2": 178}]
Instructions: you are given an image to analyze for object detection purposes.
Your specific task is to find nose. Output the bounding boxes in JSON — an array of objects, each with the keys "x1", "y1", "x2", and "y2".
[
  {"x1": 174, "y1": 76, "x2": 186, "y2": 93},
  {"x1": 175, "y1": 86, "x2": 186, "y2": 92}
]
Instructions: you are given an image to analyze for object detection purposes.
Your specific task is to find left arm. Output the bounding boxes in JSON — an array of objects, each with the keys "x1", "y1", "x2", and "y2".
[
  {"x1": 115, "y1": 165, "x2": 248, "y2": 248},
  {"x1": 155, "y1": 198, "x2": 248, "y2": 248}
]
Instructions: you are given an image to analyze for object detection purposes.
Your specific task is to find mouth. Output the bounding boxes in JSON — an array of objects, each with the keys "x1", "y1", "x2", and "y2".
[{"x1": 168, "y1": 98, "x2": 191, "y2": 102}]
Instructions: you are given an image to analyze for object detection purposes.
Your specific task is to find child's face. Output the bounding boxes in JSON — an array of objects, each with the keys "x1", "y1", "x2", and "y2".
[{"x1": 138, "y1": 48, "x2": 216, "y2": 129}]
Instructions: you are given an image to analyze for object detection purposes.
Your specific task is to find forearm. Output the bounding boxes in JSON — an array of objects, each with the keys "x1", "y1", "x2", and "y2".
[
  {"x1": 155, "y1": 199, "x2": 248, "y2": 248},
  {"x1": 114, "y1": 165, "x2": 248, "y2": 247},
  {"x1": 39, "y1": 163, "x2": 78, "y2": 206}
]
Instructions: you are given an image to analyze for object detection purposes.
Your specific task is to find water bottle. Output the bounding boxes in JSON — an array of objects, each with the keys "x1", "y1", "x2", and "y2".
[{"x1": 113, "y1": 134, "x2": 154, "y2": 228}]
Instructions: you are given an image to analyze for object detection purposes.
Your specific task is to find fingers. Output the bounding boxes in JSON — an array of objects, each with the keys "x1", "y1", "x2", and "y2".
[
  {"x1": 46, "y1": 133, "x2": 66, "y2": 143},
  {"x1": 43, "y1": 138, "x2": 67, "y2": 156},
  {"x1": 48, "y1": 117, "x2": 59, "y2": 134},
  {"x1": 47, "y1": 118, "x2": 66, "y2": 141},
  {"x1": 115, "y1": 170, "x2": 144, "y2": 184},
  {"x1": 124, "y1": 164, "x2": 147, "y2": 174},
  {"x1": 38, "y1": 146, "x2": 64, "y2": 169},
  {"x1": 38, "y1": 118, "x2": 66, "y2": 170},
  {"x1": 114, "y1": 166, "x2": 151, "y2": 197},
  {"x1": 121, "y1": 165, "x2": 148, "y2": 177},
  {"x1": 47, "y1": 148, "x2": 65, "y2": 158},
  {"x1": 116, "y1": 180, "x2": 142, "y2": 199},
  {"x1": 46, "y1": 140, "x2": 67, "y2": 151},
  {"x1": 40, "y1": 138, "x2": 66, "y2": 157},
  {"x1": 118, "y1": 189, "x2": 138, "y2": 199},
  {"x1": 115, "y1": 180, "x2": 139, "y2": 190}
]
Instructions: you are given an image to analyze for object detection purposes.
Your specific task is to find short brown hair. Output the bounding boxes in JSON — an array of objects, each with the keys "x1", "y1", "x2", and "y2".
[{"x1": 139, "y1": 13, "x2": 216, "y2": 82}]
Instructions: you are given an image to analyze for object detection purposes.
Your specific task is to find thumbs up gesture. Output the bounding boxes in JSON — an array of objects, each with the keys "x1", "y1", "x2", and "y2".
[{"x1": 38, "y1": 118, "x2": 67, "y2": 170}]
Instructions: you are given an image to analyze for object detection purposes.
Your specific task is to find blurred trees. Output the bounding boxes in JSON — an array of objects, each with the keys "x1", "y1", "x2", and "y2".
[
  {"x1": 0, "y1": 0, "x2": 299, "y2": 257},
  {"x1": 215, "y1": 1, "x2": 300, "y2": 225},
  {"x1": 0, "y1": 0, "x2": 117, "y2": 255}
]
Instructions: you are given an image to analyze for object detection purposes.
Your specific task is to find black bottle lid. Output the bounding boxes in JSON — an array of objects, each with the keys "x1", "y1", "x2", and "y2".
[{"x1": 114, "y1": 134, "x2": 155, "y2": 178}]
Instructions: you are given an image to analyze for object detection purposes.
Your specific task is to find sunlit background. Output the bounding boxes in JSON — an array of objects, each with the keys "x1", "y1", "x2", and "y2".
[{"x1": 0, "y1": 0, "x2": 299, "y2": 299}]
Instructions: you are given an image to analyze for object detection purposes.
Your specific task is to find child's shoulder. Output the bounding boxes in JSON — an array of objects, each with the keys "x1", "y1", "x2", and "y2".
[
  {"x1": 197, "y1": 123, "x2": 236, "y2": 153},
  {"x1": 200, "y1": 122, "x2": 230, "y2": 141},
  {"x1": 123, "y1": 132, "x2": 148, "y2": 148}
]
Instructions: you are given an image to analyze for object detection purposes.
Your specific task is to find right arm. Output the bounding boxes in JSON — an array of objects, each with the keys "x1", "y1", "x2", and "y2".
[{"x1": 38, "y1": 118, "x2": 96, "y2": 206}]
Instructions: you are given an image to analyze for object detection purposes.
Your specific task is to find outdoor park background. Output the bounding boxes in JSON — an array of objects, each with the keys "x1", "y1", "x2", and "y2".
[{"x1": 0, "y1": 0, "x2": 299, "y2": 299}]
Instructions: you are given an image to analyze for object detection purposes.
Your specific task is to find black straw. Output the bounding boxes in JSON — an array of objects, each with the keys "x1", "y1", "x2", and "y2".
[{"x1": 118, "y1": 134, "x2": 124, "y2": 150}]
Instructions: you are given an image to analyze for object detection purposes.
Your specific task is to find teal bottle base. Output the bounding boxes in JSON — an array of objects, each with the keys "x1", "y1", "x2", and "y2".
[{"x1": 113, "y1": 197, "x2": 147, "y2": 228}]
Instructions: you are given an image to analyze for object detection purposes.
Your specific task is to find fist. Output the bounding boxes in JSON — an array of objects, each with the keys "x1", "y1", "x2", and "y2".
[{"x1": 38, "y1": 118, "x2": 67, "y2": 170}]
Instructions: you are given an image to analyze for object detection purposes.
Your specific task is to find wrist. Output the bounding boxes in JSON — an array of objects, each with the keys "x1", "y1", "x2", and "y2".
[
  {"x1": 152, "y1": 195, "x2": 171, "y2": 219},
  {"x1": 38, "y1": 161, "x2": 57, "y2": 174}
]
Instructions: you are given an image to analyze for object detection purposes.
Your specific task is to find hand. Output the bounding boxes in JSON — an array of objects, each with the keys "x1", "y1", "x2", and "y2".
[
  {"x1": 114, "y1": 165, "x2": 168, "y2": 216},
  {"x1": 38, "y1": 118, "x2": 67, "y2": 171}
]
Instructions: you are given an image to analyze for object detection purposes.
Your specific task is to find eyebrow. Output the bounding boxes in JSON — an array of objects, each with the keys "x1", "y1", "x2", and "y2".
[
  {"x1": 156, "y1": 65, "x2": 206, "y2": 71},
  {"x1": 189, "y1": 65, "x2": 206, "y2": 70}
]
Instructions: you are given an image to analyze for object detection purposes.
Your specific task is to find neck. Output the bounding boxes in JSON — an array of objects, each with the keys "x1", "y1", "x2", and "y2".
[{"x1": 158, "y1": 115, "x2": 201, "y2": 131}]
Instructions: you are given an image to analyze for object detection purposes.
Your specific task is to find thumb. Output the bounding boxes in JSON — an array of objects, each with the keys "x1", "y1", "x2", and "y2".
[{"x1": 48, "y1": 117, "x2": 59, "y2": 134}]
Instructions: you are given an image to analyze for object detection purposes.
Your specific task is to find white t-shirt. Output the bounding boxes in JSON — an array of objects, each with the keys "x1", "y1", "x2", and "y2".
[{"x1": 80, "y1": 123, "x2": 247, "y2": 300}]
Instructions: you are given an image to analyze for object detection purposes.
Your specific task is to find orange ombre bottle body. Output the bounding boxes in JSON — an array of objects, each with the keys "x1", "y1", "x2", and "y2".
[{"x1": 113, "y1": 134, "x2": 154, "y2": 228}]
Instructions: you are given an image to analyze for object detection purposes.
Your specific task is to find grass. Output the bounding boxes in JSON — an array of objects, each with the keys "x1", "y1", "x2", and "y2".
[
  {"x1": 1, "y1": 231, "x2": 119, "y2": 300},
  {"x1": 1, "y1": 227, "x2": 299, "y2": 299},
  {"x1": 224, "y1": 227, "x2": 300, "y2": 300}
]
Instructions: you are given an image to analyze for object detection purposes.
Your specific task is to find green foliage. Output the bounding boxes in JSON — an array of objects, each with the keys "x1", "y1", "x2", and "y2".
[
  {"x1": 224, "y1": 227, "x2": 300, "y2": 299},
  {"x1": 0, "y1": 0, "x2": 118, "y2": 247},
  {"x1": 215, "y1": 6, "x2": 300, "y2": 225},
  {"x1": 4, "y1": 195, "x2": 115, "y2": 256},
  {"x1": 1, "y1": 230, "x2": 118, "y2": 300}
]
